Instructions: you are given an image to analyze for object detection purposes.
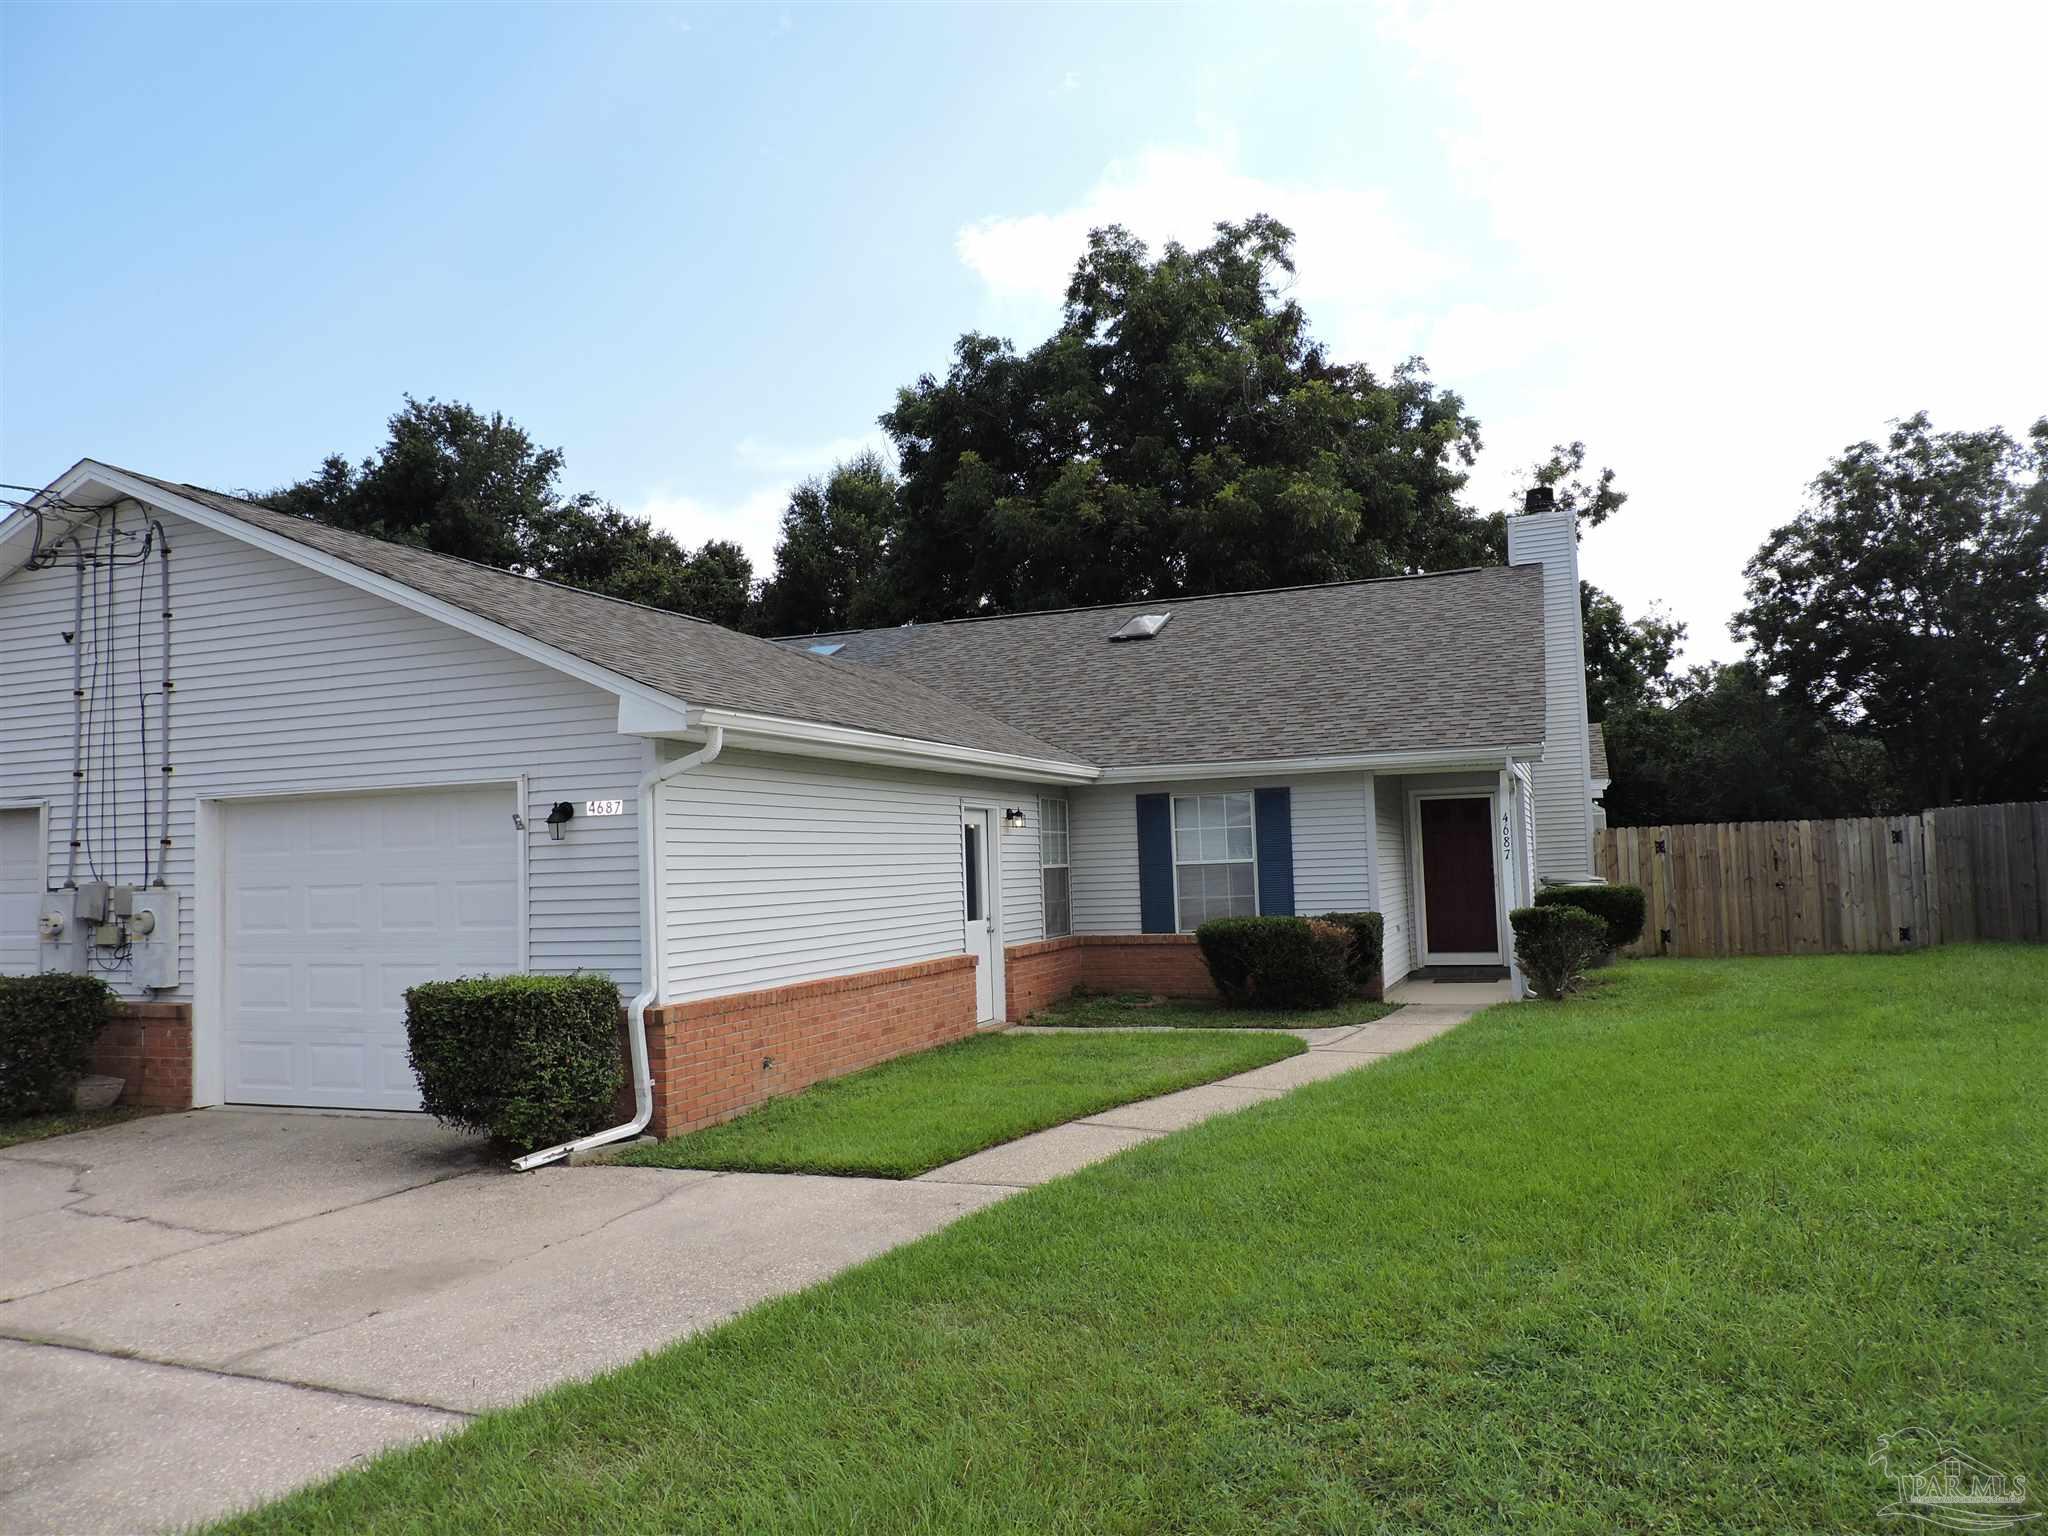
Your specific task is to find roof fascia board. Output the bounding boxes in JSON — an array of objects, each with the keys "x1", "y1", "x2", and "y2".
[
  {"x1": 1094, "y1": 745, "x2": 1544, "y2": 784},
  {"x1": 62, "y1": 462, "x2": 694, "y2": 722},
  {"x1": 693, "y1": 707, "x2": 1100, "y2": 785}
]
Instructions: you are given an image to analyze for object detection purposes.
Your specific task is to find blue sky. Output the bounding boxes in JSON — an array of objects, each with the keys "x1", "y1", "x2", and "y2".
[{"x1": 6, "y1": 3, "x2": 2042, "y2": 661}]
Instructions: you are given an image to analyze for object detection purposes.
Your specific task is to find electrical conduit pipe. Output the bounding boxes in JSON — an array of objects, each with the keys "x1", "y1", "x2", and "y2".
[{"x1": 512, "y1": 725, "x2": 724, "y2": 1171}]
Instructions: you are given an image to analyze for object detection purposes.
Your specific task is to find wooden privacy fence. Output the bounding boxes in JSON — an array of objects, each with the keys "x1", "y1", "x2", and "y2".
[{"x1": 1594, "y1": 801, "x2": 2048, "y2": 958}]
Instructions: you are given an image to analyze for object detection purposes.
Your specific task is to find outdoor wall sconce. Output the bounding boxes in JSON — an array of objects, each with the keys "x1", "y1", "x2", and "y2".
[
  {"x1": 1003, "y1": 807, "x2": 1028, "y2": 830},
  {"x1": 544, "y1": 801, "x2": 576, "y2": 840}
]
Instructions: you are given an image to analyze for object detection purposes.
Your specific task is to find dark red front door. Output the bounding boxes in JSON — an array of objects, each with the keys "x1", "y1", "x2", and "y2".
[{"x1": 1419, "y1": 797, "x2": 1498, "y2": 956}]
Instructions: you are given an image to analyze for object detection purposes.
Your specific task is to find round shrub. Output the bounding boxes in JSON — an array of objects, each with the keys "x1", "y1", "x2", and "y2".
[
  {"x1": 1510, "y1": 905, "x2": 1610, "y2": 1000},
  {"x1": 0, "y1": 973, "x2": 116, "y2": 1118},
  {"x1": 1194, "y1": 916, "x2": 1351, "y2": 1010},
  {"x1": 1316, "y1": 911, "x2": 1385, "y2": 996},
  {"x1": 405, "y1": 973, "x2": 625, "y2": 1152},
  {"x1": 1534, "y1": 883, "x2": 1647, "y2": 952}
]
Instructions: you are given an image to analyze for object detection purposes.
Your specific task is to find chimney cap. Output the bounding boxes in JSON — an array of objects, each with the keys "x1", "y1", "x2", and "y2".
[{"x1": 1523, "y1": 486, "x2": 1556, "y2": 514}]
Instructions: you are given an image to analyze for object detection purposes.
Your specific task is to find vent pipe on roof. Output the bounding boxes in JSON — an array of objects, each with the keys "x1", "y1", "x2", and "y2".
[{"x1": 1523, "y1": 486, "x2": 1555, "y2": 514}]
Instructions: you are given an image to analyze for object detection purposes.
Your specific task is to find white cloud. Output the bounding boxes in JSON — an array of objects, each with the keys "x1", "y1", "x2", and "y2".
[
  {"x1": 733, "y1": 433, "x2": 893, "y2": 476},
  {"x1": 954, "y1": 143, "x2": 1443, "y2": 354},
  {"x1": 628, "y1": 485, "x2": 787, "y2": 575}
]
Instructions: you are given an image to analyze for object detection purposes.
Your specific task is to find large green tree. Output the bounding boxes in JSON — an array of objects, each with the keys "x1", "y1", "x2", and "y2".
[
  {"x1": 754, "y1": 451, "x2": 901, "y2": 636},
  {"x1": 873, "y1": 218, "x2": 1494, "y2": 621},
  {"x1": 1735, "y1": 412, "x2": 2048, "y2": 808},
  {"x1": 1602, "y1": 663, "x2": 1899, "y2": 826},
  {"x1": 262, "y1": 397, "x2": 752, "y2": 627}
]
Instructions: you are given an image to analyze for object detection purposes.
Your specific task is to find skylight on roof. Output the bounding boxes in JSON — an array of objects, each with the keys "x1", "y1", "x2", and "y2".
[
  {"x1": 808, "y1": 641, "x2": 844, "y2": 656},
  {"x1": 1108, "y1": 612, "x2": 1171, "y2": 642}
]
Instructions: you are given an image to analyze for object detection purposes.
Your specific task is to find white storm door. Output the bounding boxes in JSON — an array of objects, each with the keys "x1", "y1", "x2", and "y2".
[
  {"x1": 961, "y1": 808, "x2": 996, "y2": 1022},
  {"x1": 222, "y1": 785, "x2": 520, "y2": 1110}
]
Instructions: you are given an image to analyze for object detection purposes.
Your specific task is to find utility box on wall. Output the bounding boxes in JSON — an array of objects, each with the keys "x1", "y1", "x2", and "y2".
[{"x1": 130, "y1": 889, "x2": 179, "y2": 990}]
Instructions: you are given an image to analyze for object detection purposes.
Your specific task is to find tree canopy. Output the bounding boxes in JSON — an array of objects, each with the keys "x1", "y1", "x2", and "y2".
[
  {"x1": 754, "y1": 218, "x2": 1496, "y2": 626},
  {"x1": 1734, "y1": 412, "x2": 2048, "y2": 808},
  {"x1": 260, "y1": 397, "x2": 754, "y2": 629}
]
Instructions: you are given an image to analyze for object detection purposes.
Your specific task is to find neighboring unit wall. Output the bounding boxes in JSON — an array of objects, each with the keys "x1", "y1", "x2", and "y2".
[
  {"x1": 1069, "y1": 771, "x2": 1375, "y2": 935},
  {"x1": 1506, "y1": 507, "x2": 1596, "y2": 882},
  {"x1": 1373, "y1": 775, "x2": 1414, "y2": 983},
  {"x1": 656, "y1": 748, "x2": 1045, "y2": 1004},
  {"x1": 644, "y1": 955, "x2": 978, "y2": 1136},
  {"x1": 0, "y1": 508, "x2": 648, "y2": 998}
]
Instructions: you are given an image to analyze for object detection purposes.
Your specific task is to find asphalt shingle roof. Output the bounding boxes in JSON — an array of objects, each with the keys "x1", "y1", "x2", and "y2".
[
  {"x1": 784, "y1": 567, "x2": 1549, "y2": 768},
  {"x1": 116, "y1": 469, "x2": 1086, "y2": 765}
]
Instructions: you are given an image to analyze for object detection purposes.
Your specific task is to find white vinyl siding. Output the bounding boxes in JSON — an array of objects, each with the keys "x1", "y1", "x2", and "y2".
[
  {"x1": 657, "y1": 749, "x2": 1043, "y2": 1003},
  {"x1": 1293, "y1": 775, "x2": 1372, "y2": 914},
  {"x1": 1506, "y1": 508, "x2": 1596, "y2": 882},
  {"x1": 0, "y1": 510, "x2": 647, "y2": 998},
  {"x1": 1374, "y1": 775, "x2": 1414, "y2": 983}
]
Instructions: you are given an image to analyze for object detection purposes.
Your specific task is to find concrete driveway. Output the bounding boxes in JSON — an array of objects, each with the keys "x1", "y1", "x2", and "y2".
[{"x1": 0, "y1": 1109, "x2": 1009, "y2": 1534}]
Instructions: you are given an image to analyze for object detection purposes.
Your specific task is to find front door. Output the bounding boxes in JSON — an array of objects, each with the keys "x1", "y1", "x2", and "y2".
[
  {"x1": 961, "y1": 808, "x2": 997, "y2": 1021},
  {"x1": 1418, "y1": 796, "x2": 1500, "y2": 961}
]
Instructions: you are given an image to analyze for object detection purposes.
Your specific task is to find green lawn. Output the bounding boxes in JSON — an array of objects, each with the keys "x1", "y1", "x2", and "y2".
[
  {"x1": 1029, "y1": 990, "x2": 1399, "y2": 1029},
  {"x1": 0, "y1": 1105, "x2": 161, "y2": 1149},
  {"x1": 613, "y1": 1028, "x2": 1305, "y2": 1177},
  {"x1": 219, "y1": 946, "x2": 2045, "y2": 1535}
]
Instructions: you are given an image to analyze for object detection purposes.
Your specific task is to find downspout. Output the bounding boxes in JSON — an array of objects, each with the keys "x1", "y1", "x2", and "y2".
[{"x1": 512, "y1": 724, "x2": 724, "y2": 1171}]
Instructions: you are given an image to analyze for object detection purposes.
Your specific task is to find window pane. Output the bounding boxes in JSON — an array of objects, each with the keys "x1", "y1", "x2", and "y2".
[
  {"x1": 963, "y1": 826, "x2": 982, "y2": 922},
  {"x1": 1227, "y1": 795, "x2": 1252, "y2": 827},
  {"x1": 1177, "y1": 866, "x2": 1203, "y2": 929},
  {"x1": 1229, "y1": 862, "x2": 1255, "y2": 899},
  {"x1": 1202, "y1": 826, "x2": 1228, "y2": 862},
  {"x1": 1173, "y1": 796, "x2": 1195, "y2": 831},
  {"x1": 1226, "y1": 826, "x2": 1253, "y2": 860},
  {"x1": 1176, "y1": 829, "x2": 1199, "y2": 862},
  {"x1": 1204, "y1": 863, "x2": 1229, "y2": 901},
  {"x1": 1043, "y1": 867, "x2": 1071, "y2": 938},
  {"x1": 1201, "y1": 795, "x2": 1226, "y2": 829}
]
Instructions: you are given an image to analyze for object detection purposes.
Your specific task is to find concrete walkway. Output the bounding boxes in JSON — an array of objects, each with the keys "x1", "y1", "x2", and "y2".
[{"x1": 0, "y1": 988, "x2": 1495, "y2": 1534}]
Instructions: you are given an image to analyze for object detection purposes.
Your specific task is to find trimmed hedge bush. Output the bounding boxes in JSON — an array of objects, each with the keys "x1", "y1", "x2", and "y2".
[
  {"x1": 1317, "y1": 911, "x2": 1386, "y2": 996},
  {"x1": 1510, "y1": 905, "x2": 1609, "y2": 1000},
  {"x1": 1535, "y1": 882, "x2": 1647, "y2": 951},
  {"x1": 0, "y1": 973, "x2": 116, "y2": 1118},
  {"x1": 1194, "y1": 916, "x2": 1352, "y2": 1010},
  {"x1": 405, "y1": 973, "x2": 625, "y2": 1152}
]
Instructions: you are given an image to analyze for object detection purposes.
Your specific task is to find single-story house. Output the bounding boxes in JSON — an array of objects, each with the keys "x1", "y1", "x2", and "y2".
[{"x1": 0, "y1": 461, "x2": 1599, "y2": 1159}]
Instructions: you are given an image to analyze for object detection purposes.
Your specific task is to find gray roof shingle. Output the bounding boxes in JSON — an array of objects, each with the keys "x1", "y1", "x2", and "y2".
[
  {"x1": 115, "y1": 469, "x2": 1086, "y2": 765},
  {"x1": 785, "y1": 567, "x2": 1549, "y2": 768},
  {"x1": 1589, "y1": 722, "x2": 1610, "y2": 780}
]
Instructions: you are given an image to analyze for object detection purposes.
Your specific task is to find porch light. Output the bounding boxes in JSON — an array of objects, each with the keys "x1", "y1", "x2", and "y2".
[
  {"x1": 545, "y1": 801, "x2": 576, "y2": 840},
  {"x1": 1003, "y1": 807, "x2": 1028, "y2": 830}
]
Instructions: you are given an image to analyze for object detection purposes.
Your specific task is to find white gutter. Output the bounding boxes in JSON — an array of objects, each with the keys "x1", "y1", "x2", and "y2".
[
  {"x1": 512, "y1": 725, "x2": 726, "y2": 1171},
  {"x1": 693, "y1": 707, "x2": 1099, "y2": 784},
  {"x1": 1094, "y1": 744, "x2": 1545, "y2": 784}
]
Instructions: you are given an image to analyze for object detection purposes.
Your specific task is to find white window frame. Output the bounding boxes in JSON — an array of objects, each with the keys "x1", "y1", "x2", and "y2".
[
  {"x1": 1038, "y1": 796, "x2": 1071, "y2": 939},
  {"x1": 1170, "y1": 791, "x2": 1259, "y2": 933}
]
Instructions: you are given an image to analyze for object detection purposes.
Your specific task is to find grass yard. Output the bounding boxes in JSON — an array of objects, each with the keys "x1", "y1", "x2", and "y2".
[
  {"x1": 1030, "y1": 990, "x2": 1399, "y2": 1029},
  {"x1": 614, "y1": 1028, "x2": 1305, "y2": 1177},
  {"x1": 0, "y1": 1105, "x2": 161, "y2": 1149},
  {"x1": 220, "y1": 945, "x2": 2045, "y2": 1535}
]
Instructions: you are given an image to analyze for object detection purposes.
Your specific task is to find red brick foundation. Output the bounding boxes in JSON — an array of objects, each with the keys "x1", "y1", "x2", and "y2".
[
  {"x1": 1003, "y1": 934, "x2": 1220, "y2": 1019},
  {"x1": 92, "y1": 1001, "x2": 193, "y2": 1108},
  {"x1": 643, "y1": 955, "x2": 979, "y2": 1137}
]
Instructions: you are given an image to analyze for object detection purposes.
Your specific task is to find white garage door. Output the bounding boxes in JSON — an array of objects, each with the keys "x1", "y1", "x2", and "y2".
[
  {"x1": 0, "y1": 808, "x2": 42, "y2": 976},
  {"x1": 223, "y1": 785, "x2": 520, "y2": 1110}
]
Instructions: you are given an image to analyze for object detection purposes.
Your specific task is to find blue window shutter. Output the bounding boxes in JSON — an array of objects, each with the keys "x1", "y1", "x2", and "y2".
[
  {"x1": 1255, "y1": 787, "x2": 1295, "y2": 915},
  {"x1": 1136, "y1": 794, "x2": 1175, "y2": 933}
]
